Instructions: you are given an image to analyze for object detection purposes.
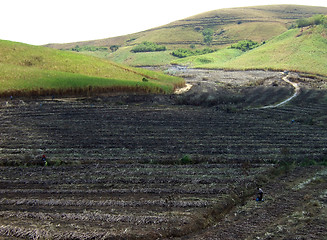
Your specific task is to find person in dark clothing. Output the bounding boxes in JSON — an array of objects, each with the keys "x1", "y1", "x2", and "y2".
[
  {"x1": 42, "y1": 154, "x2": 47, "y2": 166},
  {"x1": 256, "y1": 187, "x2": 263, "y2": 201}
]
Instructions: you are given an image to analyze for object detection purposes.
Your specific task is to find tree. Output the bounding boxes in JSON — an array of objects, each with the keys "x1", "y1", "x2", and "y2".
[
  {"x1": 202, "y1": 28, "x2": 214, "y2": 45},
  {"x1": 295, "y1": 14, "x2": 327, "y2": 28},
  {"x1": 72, "y1": 45, "x2": 80, "y2": 52},
  {"x1": 110, "y1": 45, "x2": 120, "y2": 52},
  {"x1": 131, "y1": 41, "x2": 166, "y2": 53},
  {"x1": 230, "y1": 40, "x2": 259, "y2": 52}
]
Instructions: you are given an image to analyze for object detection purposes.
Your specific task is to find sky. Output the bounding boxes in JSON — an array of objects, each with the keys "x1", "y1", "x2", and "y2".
[{"x1": 1, "y1": 0, "x2": 327, "y2": 45}]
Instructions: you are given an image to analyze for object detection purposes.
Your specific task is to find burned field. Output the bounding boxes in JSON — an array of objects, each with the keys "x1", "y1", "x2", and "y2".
[
  {"x1": 1, "y1": 98, "x2": 326, "y2": 165},
  {"x1": 0, "y1": 163, "x2": 269, "y2": 239},
  {"x1": 0, "y1": 70, "x2": 327, "y2": 239}
]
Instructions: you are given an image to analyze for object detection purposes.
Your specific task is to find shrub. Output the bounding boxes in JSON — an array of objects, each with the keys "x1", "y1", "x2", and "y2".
[
  {"x1": 131, "y1": 41, "x2": 166, "y2": 53},
  {"x1": 172, "y1": 49, "x2": 193, "y2": 58},
  {"x1": 171, "y1": 48, "x2": 215, "y2": 58},
  {"x1": 230, "y1": 40, "x2": 259, "y2": 52},
  {"x1": 71, "y1": 45, "x2": 108, "y2": 52},
  {"x1": 295, "y1": 14, "x2": 327, "y2": 28},
  {"x1": 110, "y1": 45, "x2": 120, "y2": 52},
  {"x1": 299, "y1": 159, "x2": 317, "y2": 167},
  {"x1": 179, "y1": 155, "x2": 192, "y2": 164},
  {"x1": 72, "y1": 45, "x2": 80, "y2": 52},
  {"x1": 202, "y1": 28, "x2": 214, "y2": 44}
]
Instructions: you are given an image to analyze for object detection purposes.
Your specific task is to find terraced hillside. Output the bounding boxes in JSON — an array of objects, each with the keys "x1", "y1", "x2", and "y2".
[
  {"x1": 44, "y1": 5, "x2": 327, "y2": 68},
  {"x1": 46, "y1": 5, "x2": 327, "y2": 50}
]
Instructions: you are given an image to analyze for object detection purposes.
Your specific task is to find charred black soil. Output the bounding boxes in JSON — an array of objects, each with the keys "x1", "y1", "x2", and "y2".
[{"x1": 0, "y1": 70, "x2": 326, "y2": 239}]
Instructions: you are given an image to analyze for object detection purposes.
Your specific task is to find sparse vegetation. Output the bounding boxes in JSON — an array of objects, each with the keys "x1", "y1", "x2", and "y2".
[{"x1": 70, "y1": 45, "x2": 109, "y2": 52}]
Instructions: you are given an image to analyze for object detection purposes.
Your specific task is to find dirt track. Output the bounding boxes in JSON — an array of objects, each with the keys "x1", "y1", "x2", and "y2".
[{"x1": 261, "y1": 74, "x2": 301, "y2": 109}]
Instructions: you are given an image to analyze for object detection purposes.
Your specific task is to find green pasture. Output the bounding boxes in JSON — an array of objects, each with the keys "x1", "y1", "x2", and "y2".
[
  {"x1": 107, "y1": 46, "x2": 176, "y2": 66},
  {"x1": 171, "y1": 48, "x2": 243, "y2": 68},
  {"x1": 44, "y1": 5, "x2": 327, "y2": 76},
  {"x1": 173, "y1": 25, "x2": 327, "y2": 77},
  {"x1": 0, "y1": 40, "x2": 184, "y2": 95},
  {"x1": 218, "y1": 26, "x2": 327, "y2": 76},
  {"x1": 47, "y1": 5, "x2": 327, "y2": 52},
  {"x1": 0, "y1": 64, "x2": 175, "y2": 94}
]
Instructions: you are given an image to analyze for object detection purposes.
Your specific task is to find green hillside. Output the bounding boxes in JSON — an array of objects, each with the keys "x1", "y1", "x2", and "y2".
[
  {"x1": 171, "y1": 48, "x2": 243, "y2": 67},
  {"x1": 101, "y1": 46, "x2": 177, "y2": 66},
  {"x1": 46, "y1": 5, "x2": 327, "y2": 50},
  {"x1": 44, "y1": 5, "x2": 327, "y2": 67},
  {"x1": 186, "y1": 25, "x2": 327, "y2": 76},
  {"x1": 0, "y1": 40, "x2": 184, "y2": 96}
]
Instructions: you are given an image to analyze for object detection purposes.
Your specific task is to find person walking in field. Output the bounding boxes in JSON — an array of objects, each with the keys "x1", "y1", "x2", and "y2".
[
  {"x1": 42, "y1": 154, "x2": 47, "y2": 166},
  {"x1": 256, "y1": 187, "x2": 264, "y2": 201}
]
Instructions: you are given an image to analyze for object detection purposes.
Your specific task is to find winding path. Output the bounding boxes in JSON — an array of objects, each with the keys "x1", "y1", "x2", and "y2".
[
  {"x1": 260, "y1": 74, "x2": 300, "y2": 109},
  {"x1": 174, "y1": 83, "x2": 193, "y2": 94}
]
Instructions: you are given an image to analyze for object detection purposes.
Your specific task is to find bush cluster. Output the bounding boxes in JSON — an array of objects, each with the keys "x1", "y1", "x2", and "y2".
[
  {"x1": 179, "y1": 155, "x2": 193, "y2": 164},
  {"x1": 230, "y1": 40, "x2": 259, "y2": 52},
  {"x1": 110, "y1": 45, "x2": 120, "y2": 52},
  {"x1": 71, "y1": 45, "x2": 108, "y2": 52},
  {"x1": 202, "y1": 28, "x2": 214, "y2": 44},
  {"x1": 293, "y1": 14, "x2": 327, "y2": 28},
  {"x1": 171, "y1": 48, "x2": 215, "y2": 58},
  {"x1": 131, "y1": 41, "x2": 166, "y2": 53}
]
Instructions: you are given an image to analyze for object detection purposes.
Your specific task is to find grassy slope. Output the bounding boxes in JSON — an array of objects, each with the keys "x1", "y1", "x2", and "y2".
[
  {"x1": 171, "y1": 48, "x2": 243, "y2": 67},
  {"x1": 106, "y1": 46, "x2": 176, "y2": 66},
  {"x1": 46, "y1": 5, "x2": 327, "y2": 49},
  {"x1": 214, "y1": 26, "x2": 327, "y2": 76},
  {"x1": 175, "y1": 25, "x2": 327, "y2": 77},
  {"x1": 0, "y1": 40, "x2": 184, "y2": 95},
  {"x1": 44, "y1": 5, "x2": 327, "y2": 66}
]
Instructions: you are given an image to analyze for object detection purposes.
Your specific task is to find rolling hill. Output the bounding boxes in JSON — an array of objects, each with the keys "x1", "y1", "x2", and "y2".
[
  {"x1": 44, "y1": 5, "x2": 327, "y2": 68},
  {"x1": 0, "y1": 40, "x2": 184, "y2": 97},
  {"x1": 174, "y1": 25, "x2": 327, "y2": 77},
  {"x1": 45, "y1": 5, "x2": 327, "y2": 50}
]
